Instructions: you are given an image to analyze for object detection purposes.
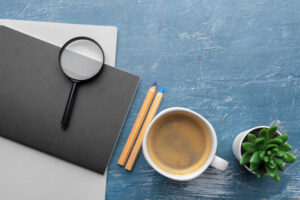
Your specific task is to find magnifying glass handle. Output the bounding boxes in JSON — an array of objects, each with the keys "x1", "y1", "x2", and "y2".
[{"x1": 61, "y1": 82, "x2": 78, "y2": 130}]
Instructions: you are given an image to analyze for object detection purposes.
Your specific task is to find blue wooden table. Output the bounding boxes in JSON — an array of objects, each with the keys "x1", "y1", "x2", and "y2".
[{"x1": 1, "y1": 0, "x2": 299, "y2": 199}]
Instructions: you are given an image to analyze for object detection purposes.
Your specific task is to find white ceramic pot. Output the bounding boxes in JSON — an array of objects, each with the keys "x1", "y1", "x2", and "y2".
[{"x1": 232, "y1": 125, "x2": 282, "y2": 173}]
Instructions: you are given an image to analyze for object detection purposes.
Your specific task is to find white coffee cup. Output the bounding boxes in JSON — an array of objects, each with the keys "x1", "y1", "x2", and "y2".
[{"x1": 142, "y1": 107, "x2": 229, "y2": 181}]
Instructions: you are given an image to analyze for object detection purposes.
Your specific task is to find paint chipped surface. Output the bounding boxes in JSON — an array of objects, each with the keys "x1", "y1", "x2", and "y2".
[
  {"x1": 1, "y1": 0, "x2": 299, "y2": 199},
  {"x1": 225, "y1": 96, "x2": 233, "y2": 102}
]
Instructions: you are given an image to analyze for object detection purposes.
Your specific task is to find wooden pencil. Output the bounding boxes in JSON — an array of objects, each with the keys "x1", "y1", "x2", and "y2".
[
  {"x1": 125, "y1": 87, "x2": 164, "y2": 171},
  {"x1": 118, "y1": 82, "x2": 157, "y2": 166}
]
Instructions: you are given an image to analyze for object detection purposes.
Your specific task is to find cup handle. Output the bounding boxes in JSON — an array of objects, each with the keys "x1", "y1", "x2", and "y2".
[{"x1": 210, "y1": 155, "x2": 229, "y2": 171}]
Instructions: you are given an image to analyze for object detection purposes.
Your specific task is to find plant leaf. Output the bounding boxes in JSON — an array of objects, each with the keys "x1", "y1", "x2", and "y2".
[
  {"x1": 269, "y1": 158, "x2": 275, "y2": 166},
  {"x1": 274, "y1": 157, "x2": 283, "y2": 166},
  {"x1": 282, "y1": 152, "x2": 296, "y2": 163},
  {"x1": 277, "y1": 135, "x2": 288, "y2": 143},
  {"x1": 256, "y1": 164, "x2": 265, "y2": 178},
  {"x1": 264, "y1": 156, "x2": 269, "y2": 163},
  {"x1": 272, "y1": 148, "x2": 279, "y2": 153},
  {"x1": 266, "y1": 164, "x2": 278, "y2": 179},
  {"x1": 266, "y1": 144, "x2": 278, "y2": 150},
  {"x1": 268, "y1": 163, "x2": 276, "y2": 169},
  {"x1": 282, "y1": 152, "x2": 288, "y2": 160},
  {"x1": 240, "y1": 152, "x2": 252, "y2": 165},
  {"x1": 278, "y1": 143, "x2": 292, "y2": 152},
  {"x1": 258, "y1": 128, "x2": 268, "y2": 140},
  {"x1": 267, "y1": 138, "x2": 283, "y2": 145},
  {"x1": 274, "y1": 172, "x2": 281, "y2": 182},
  {"x1": 277, "y1": 164, "x2": 284, "y2": 171},
  {"x1": 267, "y1": 126, "x2": 277, "y2": 139},
  {"x1": 250, "y1": 163, "x2": 259, "y2": 172},
  {"x1": 255, "y1": 138, "x2": 265, "y2": 144},
  {"x1": 276, "y1": 151, "x2": 284, "y2": 157},
  {"x1": 242, "y1": 142, "x2": 256, "y2": 153},
  {"x1": 267, "y1": 150, "x2": 272, "y2": 156},
  {"x1": 247, "y1": 133, "x2": 256, "y2": 143},
  {"x1": 250, "y1": 151, "x2": 261, "y2": 164},
  {"x1": 259, "y1": 151, "x2": 265, "y2": 160},
  {"x1": 267, "y1": 163, "x2": 276, "y2": 169}
]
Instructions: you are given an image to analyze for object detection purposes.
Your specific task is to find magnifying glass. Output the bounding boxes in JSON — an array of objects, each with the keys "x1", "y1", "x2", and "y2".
[{"x1": 59, "y1": 37, "x2": 105, "y2": 129}]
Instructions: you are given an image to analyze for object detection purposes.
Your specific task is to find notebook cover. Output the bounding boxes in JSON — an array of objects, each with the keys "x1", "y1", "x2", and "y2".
[{"x1": 0, "y1": 26, "x2": 139, "y2": 174}]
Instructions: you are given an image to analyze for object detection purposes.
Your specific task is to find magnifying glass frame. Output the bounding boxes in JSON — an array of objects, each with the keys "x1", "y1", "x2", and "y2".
[{"x1": 59, "y1": 37, "x2": 105, "y2": 130}]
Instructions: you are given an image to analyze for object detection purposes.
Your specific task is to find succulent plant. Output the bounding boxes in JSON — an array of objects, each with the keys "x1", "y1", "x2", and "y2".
[{"x1": 240, "y1": 126, "x2": 296, "y2": 182}]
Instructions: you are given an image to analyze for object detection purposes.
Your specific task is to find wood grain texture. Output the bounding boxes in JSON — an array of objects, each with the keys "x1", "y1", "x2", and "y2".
[
  {"x1": 118, "y1": 85, "x2": 156, "y2": 166},
  {"x1": 0, "y1": 0, "x2": 299, "y2": 199},
  {"x1": 125, "y1": 90, "x2": 163, "y2": 171}
]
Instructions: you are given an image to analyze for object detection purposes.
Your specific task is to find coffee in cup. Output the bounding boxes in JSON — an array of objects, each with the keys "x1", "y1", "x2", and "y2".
[
  {"x1": 143, "y1": 107, "x2": 228, "y2": 181},
  {"x1": 147, "y1": 111, "x2": 211, "y2": 175}
]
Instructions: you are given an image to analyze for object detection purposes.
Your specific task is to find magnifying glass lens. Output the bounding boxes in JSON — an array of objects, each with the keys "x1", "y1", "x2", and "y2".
[{"x1": 60, "y1": 39, "x2": 104, "y2": 81}]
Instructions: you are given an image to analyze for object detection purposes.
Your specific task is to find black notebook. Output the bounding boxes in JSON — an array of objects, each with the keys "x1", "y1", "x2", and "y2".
[{"x1": 0, "y1": 26, "x2": 139, "y2": 174}]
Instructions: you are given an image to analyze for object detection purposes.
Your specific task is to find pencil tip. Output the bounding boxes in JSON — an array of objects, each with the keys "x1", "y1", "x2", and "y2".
[
  {"x1": 159, "y1": 87, "x2": 164, "y2": 93},
  {"x1": 152, "y1": 81, "x2": 157, "y2": 87}
]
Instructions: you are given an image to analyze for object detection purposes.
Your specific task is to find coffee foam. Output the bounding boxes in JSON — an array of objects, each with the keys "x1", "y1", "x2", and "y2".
[{"x1": 147, "y1": 111, "x2": 211, "y2": 175}]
